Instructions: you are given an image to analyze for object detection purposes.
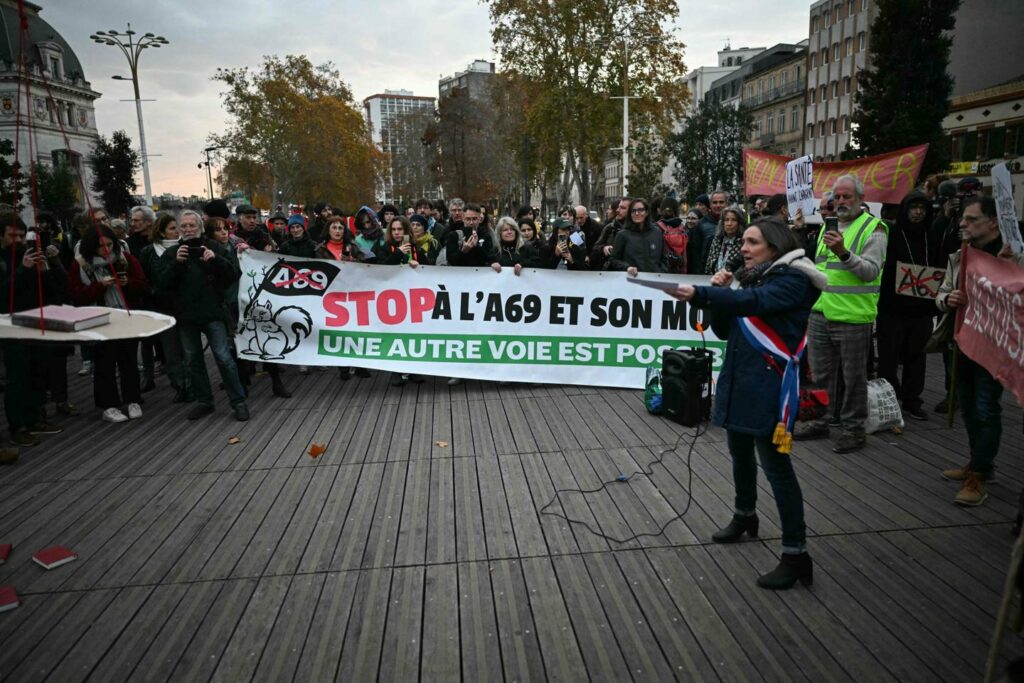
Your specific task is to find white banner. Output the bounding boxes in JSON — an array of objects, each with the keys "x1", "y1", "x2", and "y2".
[
  {"x1": 992, "y1": 162, "x2": 1023, "y2": 255},
  {"x1": 786, "y1": 155, "x2": 816, "y2": 219},
  {"x1": 236, "y1": 251, "x2": 724, "y2": 389}
]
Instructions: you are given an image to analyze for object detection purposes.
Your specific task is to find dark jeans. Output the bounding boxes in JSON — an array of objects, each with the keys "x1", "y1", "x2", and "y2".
[
  {"x1": 159, "y1": 326, "x2": 186, "y2": 393},
  {"x1": 3, "y1": 342, "x2": 45, "y2": 431},
  {"x1": 93, "y1": 340, "x2": 141, "y2": 409},
  {"x1": 179, "y1": 320, "x2": 246, "y2": 408},
  {"x1": 957, "y1": 355, "x2": 1003, "y2": 476},
  {"x1": 876, "y1": 313, "x2": 932, "y2": 412},
  {"x1": 727, "y1": 430, "x2": 807, "y2": 554},
  {"x1": 30, "y1": 345, "x2": 70, "y2": 404}
]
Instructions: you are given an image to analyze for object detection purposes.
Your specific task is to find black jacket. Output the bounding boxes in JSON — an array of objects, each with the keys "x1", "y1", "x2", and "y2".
[
  {"x1": 445, "y1": 226, "x2": 498, "y2": 267},
  {"x1": 153, "y1": 238, "x2": 240, "y2": 325},
  {"x1": 496, "y1": 242, "x2": 540, "y2": 268},
  {"x1": 0, "y1": 246, "x2": 68, "y2": 313},
  {"x1": 878, "y1": 189, "x2": 944, "y2": 317},
  {"x1": 278, "y1": 236, "x2": 318, "y2": 258}
]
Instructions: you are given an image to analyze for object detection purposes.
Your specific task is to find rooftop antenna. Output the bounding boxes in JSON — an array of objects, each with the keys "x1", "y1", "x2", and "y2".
[{"x1": 724, "y1": 36, "x2": 731, "y2": 50}]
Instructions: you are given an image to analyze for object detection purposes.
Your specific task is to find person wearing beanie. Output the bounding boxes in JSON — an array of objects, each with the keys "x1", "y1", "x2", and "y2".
[
  {"x1": 408, "y1": 213, "x2": 439, "y2": 265},
  {"x1": 204, "y1": 199, "x2": 231, "y2": 220},
  {"x1": 278, "y1": 214, "x2": 317, "y2": 258},
  {"x1": 267, "y1": 212, "x2": 288, "y2": 245},
  {"x1": 309, "y1": 202, "x2": 332, "y2": 243}
]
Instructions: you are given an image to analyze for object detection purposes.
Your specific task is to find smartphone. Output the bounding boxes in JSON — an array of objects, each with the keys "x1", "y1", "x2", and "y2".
[
  {"x1": 402, "y1": 235, "x2": 410, "y2": 245},
  {"x1": 824, "y1": 216, "x2": 839, "y2": 233},
  {"x1": 558, "y1": 234, "x2": 568, "y2": 244}
]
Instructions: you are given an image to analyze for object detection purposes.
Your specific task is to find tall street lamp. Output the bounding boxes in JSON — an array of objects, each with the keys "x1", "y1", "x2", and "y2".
[
  {"x1": 611, "y1": 30, "x2": 658, "y2": 196},
  {"x1": 89, "y1": 24, "x2": 168, "y2": 208},
  {"x1": 198, "y1": 145, "x2": 221, "y2": 201}
]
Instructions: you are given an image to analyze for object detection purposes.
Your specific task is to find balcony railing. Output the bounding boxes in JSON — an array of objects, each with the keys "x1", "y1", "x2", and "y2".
[{"x1": 741, "y1": 79, "x2": 807, "y2": 107}]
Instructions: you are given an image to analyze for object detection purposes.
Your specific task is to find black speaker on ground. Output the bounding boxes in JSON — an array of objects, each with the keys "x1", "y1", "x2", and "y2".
[{"x1": 662, "y1": 348, "x2": 713, "y2": 427}]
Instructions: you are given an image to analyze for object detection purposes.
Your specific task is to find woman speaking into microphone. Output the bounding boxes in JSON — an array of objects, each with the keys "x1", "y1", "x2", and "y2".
[{"x1": 669, "y1": 217, "x2": 826, "y2": 589}]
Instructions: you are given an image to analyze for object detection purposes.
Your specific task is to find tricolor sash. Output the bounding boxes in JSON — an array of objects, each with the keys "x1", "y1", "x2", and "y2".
[{"x1": 737, "y1": 316, "x2": 807, "y2": 454}]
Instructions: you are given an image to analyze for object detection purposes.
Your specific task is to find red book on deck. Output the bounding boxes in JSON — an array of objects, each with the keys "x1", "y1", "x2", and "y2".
[
  {"x1": 0, "y1": 585, "x2": 18, "y2": 612},
  {"x1": 0, "y1": 544, "x2": 10, "y2": 564},
  {"x1": 32, "y1": 546, "x2": 77, "y2": 570}
]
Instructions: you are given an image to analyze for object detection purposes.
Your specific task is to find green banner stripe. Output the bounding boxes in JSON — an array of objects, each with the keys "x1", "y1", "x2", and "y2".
[{"x1": 318, "y1": 330, "x2": 725, "y2": 369}]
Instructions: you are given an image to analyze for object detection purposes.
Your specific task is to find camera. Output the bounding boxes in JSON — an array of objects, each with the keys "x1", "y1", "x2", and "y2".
[{"x1": 184, "y1": 237, "x2": 205, "y2": 259}]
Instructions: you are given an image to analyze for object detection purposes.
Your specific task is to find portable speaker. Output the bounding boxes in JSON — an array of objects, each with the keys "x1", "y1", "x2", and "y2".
[{"x1": 661, "y1": 348, "x2": 713, "y2": 427}]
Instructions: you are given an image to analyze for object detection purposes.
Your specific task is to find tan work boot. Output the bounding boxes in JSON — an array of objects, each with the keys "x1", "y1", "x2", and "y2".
[
  {"x1": 942, "y1": 465, "x2": 996, "y2": 483},
  {"x1": 954, "y1": 472, "x2": 988, "y2": 507}
]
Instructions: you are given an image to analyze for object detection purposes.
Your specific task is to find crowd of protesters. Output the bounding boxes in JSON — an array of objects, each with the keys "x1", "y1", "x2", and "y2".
[{"x1": 0, "y1": 172, "x2": 1021, "y2": 590}]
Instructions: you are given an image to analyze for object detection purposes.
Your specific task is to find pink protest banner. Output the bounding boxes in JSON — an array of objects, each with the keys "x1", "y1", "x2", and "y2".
[
  {"x1": 955, "y1": 247, "x2": 1024, "y2": 404},
  {"x1": 743, "y1": 144, "x2": 929, "y2": 204}
]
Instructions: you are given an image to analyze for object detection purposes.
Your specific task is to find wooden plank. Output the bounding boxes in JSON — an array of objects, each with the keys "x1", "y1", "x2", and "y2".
[
  {"x1": 421, "y1": 563, "x2": 461, "y2": 681},
  {"x1": 194, "y1": 469, "x2": 291, "y2": 581},
  {"x1": 165, "y1": 578, "x2": 259, "y2": 681},
  {"x1": 643, "y1": 547, "x2": 766, "y2": 682},
  {"x1": 3, "y1": 588, "x2": 118, "y2": 682},
  {"x1": 386, "y1": 399, "x2": 417, "y2": 462},
  {"x1": 394, "y1": 458, "x2": 431, "y2": 567},
  {"x1": 429, "y1": 400, "x2": 452, "y2": 459},
  {"x1": 296, "y1": 463, "x2": 362, "y2": 573},
  {"x1": 45, "y1": 585, "x2": 154, "y2": 682},
  {"x1": 262, "y1": 465, "x2": 338, "y2": 576},
  {"x1": 87, "y1": 583, "x2": 189, "y2": 681},
  {"x1": 123, "y1": 578, "x2": 224, "y2": 682},
  {"x1": 209, "y1": 575, "x2": 292, "y2": 683},
  {"x1": 360, "y1": 461, "x2": 409, "y2": 569},
  {"x1": 501, "y1": 396, "x2": 539, "y2": 454},
  {"x1": 250, "y1": 573, "x2": 325, "y2": 683},
  {"x1": 291, "y1": 570, "x2": 361, "y2": 682},
  {"x1": 230, "y1": 467, "x2": 316, "y2": 578},
  {"x1": 379, "y1": 566, "x2": 425, "y2": 681},
  {"x1": 483, "y1": 398, "x2": 516, "y2": 455},
  {"x1": 497, "y1": 454, "x2": 548, "y2": 557},
  {"x1": 328, "y1": 462, "x2": 386, "y2": 572},
  {"x1": 517, "y1": 398, "x2": 562, "y2": 453},
  {"x1": 489, "y1": 559, "x2": 547, "y2": 681},
  {"x1": 425, "y1": 456, "x2": 457, "y2": 565},
  {"x1": 518, "y1": 453, "x2": 580, "y2": 555},
  {"x1": 612, "y1": 548, "x2": 721, "y2": 680},
  {"x1": 0, "y1": 591, "x2": 87, "y2": 676},
  {"x1": 336, "y1": 568, "x2": 393, "y2": 682},
  {"x1": 131, "y1": 471, "x2": 249, "y2": 585},
  {"x1": 549, "y1": 554, "x2": 633, "y2": 680},
  {"x1": 457, "y1": 560, "x2": 504, "y2": 682},
  {"x1": 475, "y1": 457, "x2": 518, "y2": 559},
  {"x1": 518, "y1": 556, "x2": 588, "y2": 680},
  {"x1": 453, "y1": 456, "x2": 488, "y2": 562}
]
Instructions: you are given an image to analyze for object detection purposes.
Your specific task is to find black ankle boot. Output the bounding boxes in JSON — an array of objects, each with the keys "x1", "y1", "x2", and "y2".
[
  {"x1": 712, "y1": 514, "x2": 759, "y2": 543},
  {"x1": 140, "y1": 370, "x2": 156, "y2": 393},
  {"x1": 757, "y1": 552, "x2": 813, "y2": 590}
]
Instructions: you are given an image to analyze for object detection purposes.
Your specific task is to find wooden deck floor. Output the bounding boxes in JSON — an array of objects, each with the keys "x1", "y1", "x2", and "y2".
[{"x1": 1, "y1": 356, "x2": 1022, "y2": 682}]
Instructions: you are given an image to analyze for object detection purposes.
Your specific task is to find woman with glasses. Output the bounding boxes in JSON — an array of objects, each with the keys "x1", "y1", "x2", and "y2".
[
  {"x1": 704, "y1": 207, "x2": 748, "y2": 275},
  {"x1": 608, "y1": 198, "x2": 667, "y2": 276}
]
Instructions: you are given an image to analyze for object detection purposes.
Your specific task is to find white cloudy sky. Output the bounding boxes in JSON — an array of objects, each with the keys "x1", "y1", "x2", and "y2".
[{"x1": 43, "y1": 0, "x2": 809, "y2": 197}]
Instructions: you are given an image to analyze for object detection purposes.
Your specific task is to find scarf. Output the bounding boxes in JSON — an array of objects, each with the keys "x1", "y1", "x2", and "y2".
[
  {"x1": 414, "y1": 232, "x2": 435, "y2": 255},
  {"x1": 153, "y1": 238, "x2": 178, "y2": 258},
  {"x1": 737, "y1": 315, "x2": 806, "y2": 454},
  {"x1": 734, "y1": 259, "x2": 774, "y2": 286},
  {"x1": 78, "y1": 254, "x2": 128, "y2": 309}
]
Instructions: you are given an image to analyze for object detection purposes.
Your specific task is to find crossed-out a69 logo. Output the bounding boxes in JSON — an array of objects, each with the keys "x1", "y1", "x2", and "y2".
[{"x1": 264, "y1": 259, "x2": 341, "y2": 297}]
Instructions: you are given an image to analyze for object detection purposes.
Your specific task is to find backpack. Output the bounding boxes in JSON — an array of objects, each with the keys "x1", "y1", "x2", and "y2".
[
  {"x1": 434, "y1": 229, "x2": 462, "y2": 267},
  {"x1": 659, "y1": 220, "x2": 688, "y2": 274}
]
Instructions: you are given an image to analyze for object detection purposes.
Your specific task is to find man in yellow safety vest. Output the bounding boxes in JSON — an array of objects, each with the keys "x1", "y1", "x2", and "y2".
[{"x1": 796, "y1": 175, "x2": 888, "y2": 453}]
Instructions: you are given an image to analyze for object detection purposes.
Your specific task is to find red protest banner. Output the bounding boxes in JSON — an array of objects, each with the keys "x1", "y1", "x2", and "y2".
[
  {"x1": 743, "y1": 144, "x2": 929, "y2": 203},
  {"x1": 955, "y1": 247, "x2": 1024, "y2": 405}
]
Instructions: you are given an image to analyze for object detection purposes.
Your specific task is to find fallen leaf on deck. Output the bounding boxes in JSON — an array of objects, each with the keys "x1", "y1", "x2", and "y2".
[
  {"x1": 228, "y1": 436, "x2": 240, "y2": 445},
  {"x1": 308, "y1": 443, "x2": 327, "y2": 459},
  {"x1": 435, "y1": 440, "x2": 449, "y2": 448}
]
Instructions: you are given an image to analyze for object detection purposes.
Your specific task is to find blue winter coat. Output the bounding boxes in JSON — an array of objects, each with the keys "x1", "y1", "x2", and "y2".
[{"x1": 691, "y1": 254, "x2": 821, "y2": 437}]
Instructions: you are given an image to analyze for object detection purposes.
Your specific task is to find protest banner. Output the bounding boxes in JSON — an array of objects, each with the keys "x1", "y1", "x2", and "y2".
[
  {"x1": 991, "y1": 162, "x2": 1024, "y2": 255},
  {"x1": 955, "y1": 247, "x2": 1024, "y2": 405},
  {"x1": 894, "y1": 262, "x2": 945, "y2": 299},
  {"x1": 743, "y1": 143, "x2": 928, "y2": 204},
  {"x1": 236, "y1": 252, "x2": 723, "y2": 389},
  {"x1": 785, "y1": 155, "x2": 816, "y2": 218}
]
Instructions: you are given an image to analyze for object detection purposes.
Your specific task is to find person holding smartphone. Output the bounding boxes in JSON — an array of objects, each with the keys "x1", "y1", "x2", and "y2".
[
  {"x1": 445, "y1": 203, "x2": 497, "y2": 268},
  {"x1": 375, "y1": 216, "x2": 424, "y2": 266},
  {"x1": 541, "y1": 218, "x2": 587, "y2": 270},
  {"x1": 795, "y1": 175, "x2": 888, "y2": 454}
]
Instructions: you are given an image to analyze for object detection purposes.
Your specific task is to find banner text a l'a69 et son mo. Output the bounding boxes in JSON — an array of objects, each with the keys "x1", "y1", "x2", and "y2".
[{"x1": 236, "y1": 251, "x2": 722, "y2": 389}]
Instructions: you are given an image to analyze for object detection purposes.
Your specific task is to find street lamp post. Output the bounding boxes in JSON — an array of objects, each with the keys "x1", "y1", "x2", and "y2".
[
  {"x1": 89, "y1": 24, "x2": 168, "y2": 208},
  {"x1": 198, "y1": 145, "x2": 220, "y2": 200},
  {"x1": 611, "y1": 30, "x2": 659, "y2": 196}
]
